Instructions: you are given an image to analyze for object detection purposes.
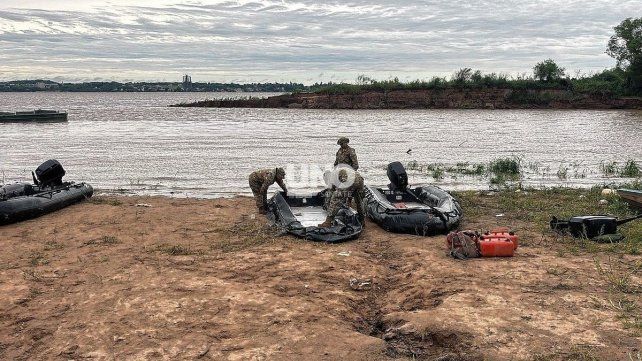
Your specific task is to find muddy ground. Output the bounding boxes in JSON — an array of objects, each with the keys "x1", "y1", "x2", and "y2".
[{"x1": 0, "y1": 193, "x2": 640, "y2": 360}]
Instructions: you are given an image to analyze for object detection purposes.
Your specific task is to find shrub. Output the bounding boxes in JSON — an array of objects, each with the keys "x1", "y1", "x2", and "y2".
[
  {"x1": 489, "y1": 157, "x2": 521, "y2": 177},
  {"x1": 619, "y1": 160, "x2": 641, "y2": 178}
]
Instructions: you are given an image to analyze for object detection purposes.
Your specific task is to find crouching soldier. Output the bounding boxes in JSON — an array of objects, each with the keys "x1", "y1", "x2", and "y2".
[
  {"x1": 249, "y1": 167, "x2": 287, "y2": 214},
  {"x1": 319, "y1": 169, "x2": 365, "y2": 227}
]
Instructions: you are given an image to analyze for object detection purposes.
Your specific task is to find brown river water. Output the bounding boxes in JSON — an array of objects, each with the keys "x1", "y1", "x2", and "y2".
[{"x1": 1, "y1": 92, "x2": 641, "y2": 197}]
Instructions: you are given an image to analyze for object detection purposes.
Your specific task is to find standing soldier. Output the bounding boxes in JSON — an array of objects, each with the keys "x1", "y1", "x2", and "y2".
[
  {"x1": 319, "y1": 169, "x2": 365, "y2": 227},
  {"x1": 335, "y1": 137, "x2": 359, "y2": 170},
  {"x1": 248, "y1": 167, "x2": 287, "y2": 214}
]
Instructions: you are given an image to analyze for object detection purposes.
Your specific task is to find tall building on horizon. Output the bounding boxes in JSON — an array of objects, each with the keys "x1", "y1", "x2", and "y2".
[{"x1": 182, "y1": 74, "x2": 192, "y2": 91}]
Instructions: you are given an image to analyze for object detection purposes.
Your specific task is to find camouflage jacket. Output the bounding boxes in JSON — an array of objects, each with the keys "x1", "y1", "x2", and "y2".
[
  {"x1": 250, "y1": 169, "x2": 287, "y2": 194},
  {"x1": 336, "y1": 172, "x2": 364, "y2": 194},
  {"x1": 334, "y1": 146, "x2": 359, "y2": 170}
]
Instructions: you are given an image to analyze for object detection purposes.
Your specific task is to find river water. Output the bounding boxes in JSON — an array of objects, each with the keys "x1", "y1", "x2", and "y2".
[{"x1": 1, "y1": 92, "x2": 641, "y2": 198}]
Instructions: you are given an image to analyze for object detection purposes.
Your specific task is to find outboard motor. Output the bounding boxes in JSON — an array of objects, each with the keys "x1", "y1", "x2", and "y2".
[
  {"x1": 387, "y1": 161, "x2": 408, "y2": 190},
  {"x1": 34, "y1": 159, "x2": 66, "y2": 188}
]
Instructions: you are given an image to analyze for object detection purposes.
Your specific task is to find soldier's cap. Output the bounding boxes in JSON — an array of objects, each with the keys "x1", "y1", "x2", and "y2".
[
  {"x1": 275, "y1": 167, "x2": 286, "y2": 177},
  {"x1": 337, "y1": 137, "x2": 349, "y2": 145}
]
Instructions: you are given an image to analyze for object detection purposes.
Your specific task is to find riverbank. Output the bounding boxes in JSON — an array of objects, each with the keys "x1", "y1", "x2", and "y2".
[
  {"x1": 1, "y1": 189, "x2": 641, "y2": 360},
  {"x1": 172, "y1": 89, "x2": 642, "y2": 109}
]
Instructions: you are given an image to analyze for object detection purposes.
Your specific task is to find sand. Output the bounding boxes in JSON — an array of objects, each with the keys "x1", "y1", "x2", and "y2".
[{"x1": 0, "y1": 195, "x2": 640, "y2": 360}]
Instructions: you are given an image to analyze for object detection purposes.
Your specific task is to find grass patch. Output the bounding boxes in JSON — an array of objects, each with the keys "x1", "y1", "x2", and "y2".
[
  {"x1": 83, "y1": 235, "x2": 121, "y2": 246},
  {"x1": 595, "y1": 257, "x2": 642, "y2": 294},
  {"x1": 43, "y1": 240, "x2": 64, "y2": 251},
  {"x1": 214, "y1": 217, "x2": 281, "y2": 253},
  {"x1": 154, "y1": 243, "x2": 195, "y2": 256},
  {"x1": 89, "y1": 197, "x2": 123, "y2": 206},
  {"x1": 28, "y1": 252, "x2": 49, "y2": 267},
  {"x1": 455, "y1": 186, "x2": 642, "y2": 255}
]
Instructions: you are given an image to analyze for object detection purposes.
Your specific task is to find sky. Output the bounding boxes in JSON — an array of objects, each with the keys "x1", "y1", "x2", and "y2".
[{"x1": 0, "y1": 0, "x2": 638, "y2": 84}]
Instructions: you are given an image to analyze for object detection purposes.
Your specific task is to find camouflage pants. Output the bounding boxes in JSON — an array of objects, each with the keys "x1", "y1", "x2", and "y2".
[
  {"x1": 248, "y1": 175, "x2": 267, "y2": 210},
  {"x1": 327, "y1": 187, "x2": 365, "y2": 220}
]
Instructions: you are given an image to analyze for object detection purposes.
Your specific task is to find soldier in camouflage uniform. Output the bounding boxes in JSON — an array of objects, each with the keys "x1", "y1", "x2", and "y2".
[
  {"x1": 334, "y1": 137, "x2": 359, "y2": 170},
  {"x1": 248, "y1": 167, "x2": 287, "y2": 214},
  {"x1": 318, "y1": 169, "x2": 365, "y2": 227}
]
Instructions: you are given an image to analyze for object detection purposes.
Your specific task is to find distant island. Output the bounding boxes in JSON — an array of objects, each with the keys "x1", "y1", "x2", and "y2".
[
  {"x1": 174, "y1": 18, "x2": 642, "y2": 110},
  {"x1": 0, "y1": 78, "x2": 308, "y2": 93},
  {"x1": 172, "y1": 60, "x2": 642, "y2": 110}
]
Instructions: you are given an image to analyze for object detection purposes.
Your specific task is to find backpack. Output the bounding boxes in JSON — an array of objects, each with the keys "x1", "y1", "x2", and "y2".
[{"x1": 446, "y1": 231, "x2": 481, "y2": 259}]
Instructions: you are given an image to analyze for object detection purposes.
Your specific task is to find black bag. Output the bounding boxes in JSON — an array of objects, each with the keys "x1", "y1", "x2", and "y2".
[{"x1": 35, "y1": 159, "x2": 66, "y2": 188}]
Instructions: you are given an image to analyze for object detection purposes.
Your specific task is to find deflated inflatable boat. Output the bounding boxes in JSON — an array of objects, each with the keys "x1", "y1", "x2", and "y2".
[
  {"x1": 0, "y1": 160, "x2": 93, "y2": 226},
  {"x1": 365, "y1": 162, "x2": 462, "y2": 235},
  {"x1": 267, "y1": 190, "x2": 363, "y2": 243}
]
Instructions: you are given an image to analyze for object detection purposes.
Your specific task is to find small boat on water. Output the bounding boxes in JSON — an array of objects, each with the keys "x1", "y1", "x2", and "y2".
[
  {"x1": 0, "y1": 109, "x2": 67, "y2": 123},
  {"x1": 0, "y1": 160, "x2": 93, "y2": 226},
  {"x1": 618, "y1": 189, "x2": 642, "y2": 211},
  {"x1": 267, "y1": 190, "x2": 363, "y2": 243},
  {"x1": 364, "y1": 162, "x2": 462, "y2": 235}
]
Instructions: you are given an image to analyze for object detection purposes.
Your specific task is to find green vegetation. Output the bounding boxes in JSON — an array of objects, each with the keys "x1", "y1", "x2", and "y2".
[
  {"x1": 620, "y1": 160, "x2": 641, "y2": 178},
  {"x1": 407, "y1": 158, "x2": 640, "y2": 187},
  {"x1": 456, "y1": 182, "x2": 642, "y2": 254},
  {"x1": 607, "y1": 17, "x2": 642, "y2": 93},
  {"x1": 312, "y1": 17, "x2": 642, "y2": 98},
  {"x1": 408, "y1": 157, "x2": 522, "y2": 184},
  {"x1": 600, "y1": 160, "x2": 641, "y2": 178},
  {"x1": 533, "y1": 59, "x2": 566, "y2": 82},
  {"x1": 488, "y1": 157, "x2": 521, "y2": 177}
]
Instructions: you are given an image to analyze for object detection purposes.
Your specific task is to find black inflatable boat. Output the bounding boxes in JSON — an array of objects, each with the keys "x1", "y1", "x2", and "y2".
[
  {"x1": 0, "y1": 160, "x2": 93, "y2": 226},
  {"x1": 267, "y1": 190, "x2": 363, "y2": 243},
  {"x1": 364, "y1": 162, "x2": 462, "y2": 235}
]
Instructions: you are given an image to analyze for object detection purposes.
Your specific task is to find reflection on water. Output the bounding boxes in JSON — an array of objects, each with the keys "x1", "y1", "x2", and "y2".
[{"x1": 1, "y1": 92, "x2": 641, "y2": 198}]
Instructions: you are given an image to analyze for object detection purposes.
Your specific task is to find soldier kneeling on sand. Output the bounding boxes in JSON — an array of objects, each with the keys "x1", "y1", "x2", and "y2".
[
  {"x1": 319, "y1": 168, "x2": 365, "y2": 228},
  {"x1": 249, "y1": 167, "x2": 287, "y2": 214}
]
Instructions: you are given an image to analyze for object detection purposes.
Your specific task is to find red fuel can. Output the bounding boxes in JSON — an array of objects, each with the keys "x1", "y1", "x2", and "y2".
[
  {"x1": 483, "y1": 227, "x2": 519, "y2": 250},
  {"x1": 478, "y1": 238, "x2": 515, "y2": 257}
]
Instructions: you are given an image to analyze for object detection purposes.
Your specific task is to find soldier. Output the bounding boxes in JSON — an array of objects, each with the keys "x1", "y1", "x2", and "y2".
[
  {"x1": 248, "y1": 167, "x2": 287, "y2": 214},
  {"x1": 334, "y1": 137, "x2": 359, "y2": 170},
  {"x1": 318, "y1": 168, "x2": 365, "y2": 227}
]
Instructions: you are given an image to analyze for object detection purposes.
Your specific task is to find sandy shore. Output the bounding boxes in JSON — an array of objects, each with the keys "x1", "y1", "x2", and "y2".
[{"x1": 0, "y1": 193, "x2": 640, "y2": 360}]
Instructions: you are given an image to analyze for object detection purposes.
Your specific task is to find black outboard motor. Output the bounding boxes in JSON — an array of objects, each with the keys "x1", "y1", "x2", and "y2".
[
  {"x1": 551, "y1": 214, "x2": 642, "y2": 239},
  {"x1": 34, "y1": 159, "x2": 66, "y2": 188},
  {"x1": 387, "y1": 161, "x2": 408, "y2": 190}
]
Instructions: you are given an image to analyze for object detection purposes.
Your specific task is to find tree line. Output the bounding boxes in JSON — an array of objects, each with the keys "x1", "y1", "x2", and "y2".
[{"x1": 314, "y1": 17, "x2": 642, "y2": 97}]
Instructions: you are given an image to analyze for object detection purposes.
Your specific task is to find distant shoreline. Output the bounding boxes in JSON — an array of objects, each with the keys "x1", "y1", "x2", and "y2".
[
  {"x1": 0, "y1": 80, "x2": 305, "y2": 93},
  {"x1": 172, "y1": 88, "x2": 642, "y2": 110}
]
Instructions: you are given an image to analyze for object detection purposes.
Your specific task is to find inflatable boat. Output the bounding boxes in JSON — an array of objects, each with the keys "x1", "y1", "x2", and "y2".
[
  {"x1": 0, "y1": 160, "x2": 93, "y2": 226},
  {"x1": 267, "y1": 190, "x2": 363, "y2": 243},
  {"x1": 364, "y1": 162, "x2": 462, "y2": 235}
]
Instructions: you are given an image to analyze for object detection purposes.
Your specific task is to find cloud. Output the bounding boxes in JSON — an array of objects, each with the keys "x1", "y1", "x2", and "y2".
[{"x1": 0, "y1": 0, "x2": 637, "y2": 83}]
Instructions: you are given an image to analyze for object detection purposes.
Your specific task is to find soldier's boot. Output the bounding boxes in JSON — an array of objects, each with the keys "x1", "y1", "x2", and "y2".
[{"x1": 318, "y1": 216, "x2": 334, "y2": 228}]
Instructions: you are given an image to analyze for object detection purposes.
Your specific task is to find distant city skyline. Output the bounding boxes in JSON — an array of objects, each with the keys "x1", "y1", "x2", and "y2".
[{"x1": 0, "y1": 0, "x2": 638, "y2": 84}]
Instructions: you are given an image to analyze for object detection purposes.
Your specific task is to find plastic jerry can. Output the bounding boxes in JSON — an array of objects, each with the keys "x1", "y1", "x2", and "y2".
[
  {"x1": 482, "y1": 228, "x2": 519, "y2": 250},
  {"x1": 478, "y1": 238, "x2": 515, "y2": 257}
]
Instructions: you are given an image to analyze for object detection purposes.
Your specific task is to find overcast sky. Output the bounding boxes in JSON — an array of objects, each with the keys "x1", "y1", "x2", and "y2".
[{"x1": 0, "y1": 0, "x2": 637, "y2": 84}]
